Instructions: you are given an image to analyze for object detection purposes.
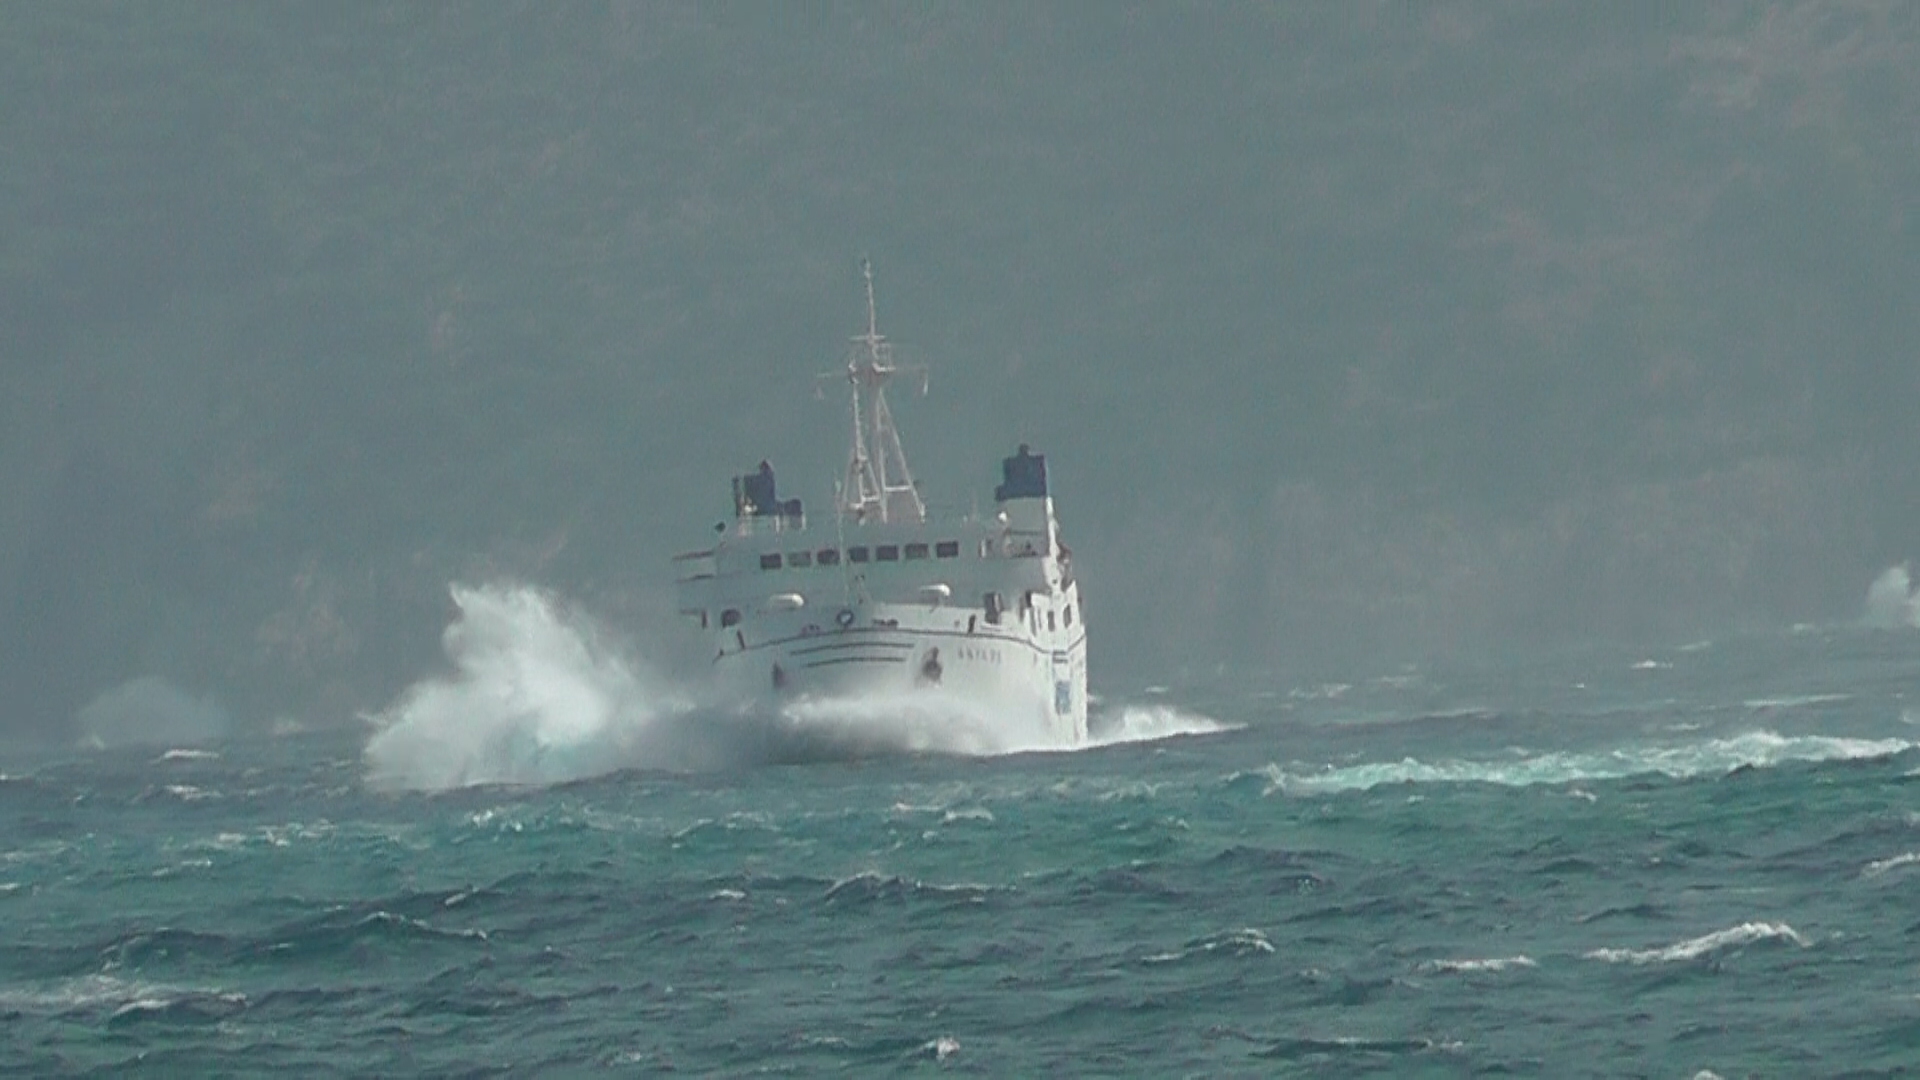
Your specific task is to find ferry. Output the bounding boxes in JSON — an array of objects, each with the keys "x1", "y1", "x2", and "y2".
[{"x1": 673, "y1": 263, "x2": 1087, "y2": 745}]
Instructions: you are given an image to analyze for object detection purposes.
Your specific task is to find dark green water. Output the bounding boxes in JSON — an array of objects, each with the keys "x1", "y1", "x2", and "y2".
[{"x1": 5, "y1": 616, "x2": 1919, "y2": 1076}]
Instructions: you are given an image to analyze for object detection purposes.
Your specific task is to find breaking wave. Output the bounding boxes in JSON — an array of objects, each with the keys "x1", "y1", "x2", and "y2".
[
  {"x1": 1088, "y1": 704, "x2": 1239, "y2": 747},
  {"x1": 1263, "y1": 731, "x2": 1913, "y2": 795},
  {"x1": 1417, "y1": 956, "x2": 1538, "y2": 975},
  {"x1": 363, "y1": 583, "x2": 1229, "y2": 792},
  {"x1": 1584, "y1": 922, "x2": 1808, "y2": 965},
  {"x1": 363, "y1": 584, "x2": 693, "y2": 791}
]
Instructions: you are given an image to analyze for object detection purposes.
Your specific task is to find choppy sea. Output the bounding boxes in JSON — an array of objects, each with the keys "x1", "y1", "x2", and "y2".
[{"x1": 8, "y1": 587, "x2": 1920, "y2": 1076}]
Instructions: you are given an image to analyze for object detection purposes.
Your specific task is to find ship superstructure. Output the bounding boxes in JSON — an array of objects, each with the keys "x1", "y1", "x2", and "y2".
[{"x1": 674, "y1": 263, "x2": 1087, "y2": 745}]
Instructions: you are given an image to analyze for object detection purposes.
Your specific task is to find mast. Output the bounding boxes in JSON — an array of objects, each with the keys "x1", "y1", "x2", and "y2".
[{"x1": 838, "y1": 259, "x2": 925, "y2": 523}]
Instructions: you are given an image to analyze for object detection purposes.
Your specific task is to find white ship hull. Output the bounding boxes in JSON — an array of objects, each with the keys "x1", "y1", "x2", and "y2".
[
  {"x1": 675, "y1": 262, "x2": 1087, "y2": 748},
  {"x1": 678, "y1": 495, "x2": 1089, "y2": 747},
  {"x1": 708, "y1": 596, "x2": 1087, "y2": 747}
]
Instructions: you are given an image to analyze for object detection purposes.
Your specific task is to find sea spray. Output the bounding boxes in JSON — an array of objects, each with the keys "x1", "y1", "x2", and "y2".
[
  {"x1": 78, "y1": 677, "x2": 230, "y2": 748},
  {"x1": 1863, "y1": 564, "x2": 1920, "y2": 628},
  {"x1": 364, "y1": 583, "x2": 691, "y2": 790},
  {"x1": 364, "y1": 582, "x2": 1231, "y2": 790},
  {"x1": 1088, "y1": 704, "x2": 1239, "y2": 747}
]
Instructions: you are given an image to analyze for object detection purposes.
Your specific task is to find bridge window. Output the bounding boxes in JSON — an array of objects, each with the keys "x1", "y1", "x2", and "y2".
[
  {"x1": 876, "y1": 544, "x2": 900, "y2": 561},
  {"x1": 847, "y1": 546, "x2": 869, "y2": 563},
  {"x1": 817, "y1": 548, "x2": 840, "y2": 566},
  {"x1": 904, "y1": 542, "x2": 929, "y2": 560},
  {"x1": 935, "y1": 540, "x2": 960, "y2": 558},
  {"x1": 787, "y1": 551, "x2": 812, "y2": 568},
  {"x1": 759, "y1": 553, "x2": 782, "y2": 570},
  {"x1": 1064, "y1": 603, "x2": 1074, "y2": 627}
]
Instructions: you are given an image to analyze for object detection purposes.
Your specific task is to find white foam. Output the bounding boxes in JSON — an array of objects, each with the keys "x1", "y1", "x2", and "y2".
[
  {"x1": 776, "y1": 685, "x2": 1060, "y2": 756},
  {"x1": 1088, "y1": 704, "x2": 1238, "y2": 747},
  {"x1": 1143, "y1": 927, "x2": 1275, "y2": 964},
  {"x1": 1267, "y1": 731, "x2": 1912, "y2": 794},
  {"x1": 364, "y1": 584, "x2": 692, "y2": 791},
  {"x1": 153, "y1": 749, "x2": 220, "y2": 763},
  {"x1": 1418, "y1": 956, "x2": 1537, "y2": 974},
  {"x1": 1584, "y1": 921, "x2": 1807, "y2": 965},
  {"x1": 1863, "y1": 852, "x2": 1920, "y2": 878},
  {"x1": 1742, "y1": 693, "x2": 1852, "y2": 711}
]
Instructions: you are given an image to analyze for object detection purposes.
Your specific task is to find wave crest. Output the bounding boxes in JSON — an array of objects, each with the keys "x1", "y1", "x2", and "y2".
[
  {"x1": 1265, "y1": 731, "x2": 1912, "y2": 795},
  {"x1": 1584, "y1": 921, "x2": 1807, "y2": 965}
]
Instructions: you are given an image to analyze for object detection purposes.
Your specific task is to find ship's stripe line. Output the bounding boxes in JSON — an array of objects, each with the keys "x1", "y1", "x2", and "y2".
[
  {"x1": 788, "y1": 639, "x2": 916, "y2": 657},
  {"x1": 802, "y1": 655, "x2": 909, "y2": 669}
]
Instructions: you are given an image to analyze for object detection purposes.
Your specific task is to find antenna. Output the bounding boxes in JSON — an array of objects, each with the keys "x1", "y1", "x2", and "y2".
[{"x1": 830, "y1": 258, "x2": 927, "y2": 524}]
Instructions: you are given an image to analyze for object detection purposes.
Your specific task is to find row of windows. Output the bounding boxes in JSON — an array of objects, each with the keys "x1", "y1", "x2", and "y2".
[
  {"x1": 707, "y1": 597, "x2": 1076, "y2": 633},
  {"x1": 759, "y1": 540, "x2": 962, "y2": 571}
]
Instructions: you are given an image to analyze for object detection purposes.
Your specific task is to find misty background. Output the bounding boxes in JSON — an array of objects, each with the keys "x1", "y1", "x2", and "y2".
[{"x1": 3, "y1": 2, "x2": 1916, "y2": 744}]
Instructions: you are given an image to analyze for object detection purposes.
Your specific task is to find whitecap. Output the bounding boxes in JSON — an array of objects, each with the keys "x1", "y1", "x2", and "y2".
[
  {"x1": 1742, "y1": 693, "x2": 1852, "y2": 711},
  {"x1": 1267, "y1": 731, "x2": 1912, "y2": 794},
  {"x1": 1418, "y1": 956, "x2": 1537, "y2": 974},
  {"x1": 1863, "y1": 852, "x2": 1920, "y2": 878},
  {"x1": 1288, "y1": 682, "x2": 1351, "y2": 700},
  {"x1": 1583, "y1": 921, "x2": 1807, "y2": 965},
  {"x1": 1088, "y1": 704, "x2": 1238, "y2": 747},
  {"x1": 1144, "y1": 927, "x2": 1275, "y2": 964}
]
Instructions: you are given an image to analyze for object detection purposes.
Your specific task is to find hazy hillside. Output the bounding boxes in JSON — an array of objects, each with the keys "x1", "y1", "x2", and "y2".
[{"x1": 3, "y1": 2, "x2": 1917, "y2": 740}]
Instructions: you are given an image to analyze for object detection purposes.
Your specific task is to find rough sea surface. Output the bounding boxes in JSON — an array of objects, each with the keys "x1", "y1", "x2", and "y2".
[{"x1": 7, "y1": 596, "x2": 1920, "y2": 1075}]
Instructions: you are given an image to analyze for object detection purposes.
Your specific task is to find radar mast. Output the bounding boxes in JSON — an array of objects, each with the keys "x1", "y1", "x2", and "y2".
[{"x1": 837, "y1": 259, "x2": 925, "y2": 523}]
